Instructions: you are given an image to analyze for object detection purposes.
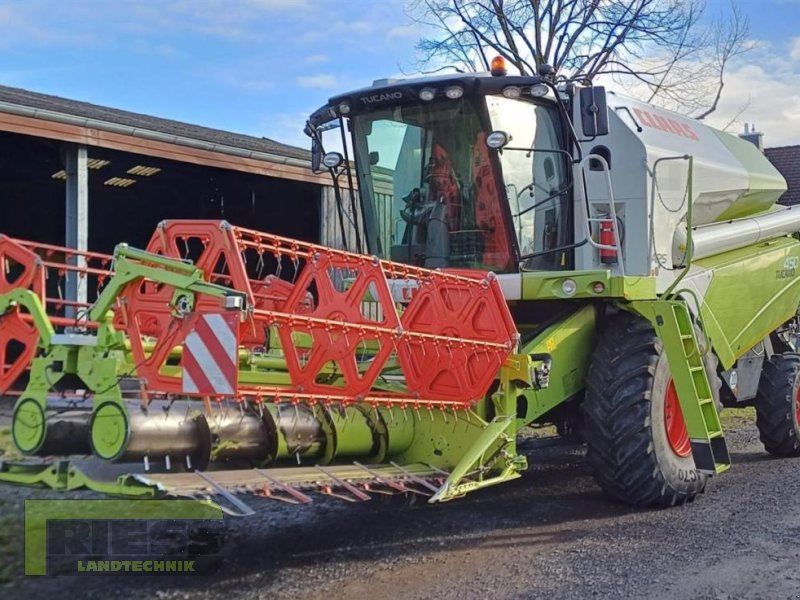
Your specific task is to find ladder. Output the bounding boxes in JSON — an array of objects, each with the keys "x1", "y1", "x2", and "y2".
[
  {"x1": 578, "y1": 154, "x2": 625, "y2": 274},
  {"x1": 633, "y1": 299, "x2": 731, "y2": 474}
]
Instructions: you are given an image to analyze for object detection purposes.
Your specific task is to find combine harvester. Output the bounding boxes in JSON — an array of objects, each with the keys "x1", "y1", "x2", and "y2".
[{"x1": 2, "y1": 56, "x2": 800, "y2": 511}]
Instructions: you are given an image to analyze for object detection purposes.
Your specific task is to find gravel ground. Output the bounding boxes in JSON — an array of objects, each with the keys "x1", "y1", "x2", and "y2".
[{"x1": 2, "y1": 413, "x2": 800, "y2": 600}]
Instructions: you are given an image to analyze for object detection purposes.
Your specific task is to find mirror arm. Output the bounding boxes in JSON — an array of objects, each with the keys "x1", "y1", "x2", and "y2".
[
  {"x1": 514, "y1": 182, "x2": 572, "y2": 218},
  {"x1": 307, "y1": 119, "x2": 326, "y2": 174},
  {"x1": 338, "y1": 116, "x2": 362, "y2": 254},
  {"x1": 328, "y1": 168, "x2": 350, "y2": 252}
]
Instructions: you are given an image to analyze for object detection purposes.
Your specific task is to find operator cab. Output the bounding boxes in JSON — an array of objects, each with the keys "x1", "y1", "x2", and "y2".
[{"x1": 307, "y1": 61, "x2": 577, "y2": 274}]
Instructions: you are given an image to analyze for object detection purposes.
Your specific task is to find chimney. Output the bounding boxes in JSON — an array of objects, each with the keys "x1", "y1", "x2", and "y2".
[{"x1": 740, "y1": 122, "x2": 764, "y2": 151}]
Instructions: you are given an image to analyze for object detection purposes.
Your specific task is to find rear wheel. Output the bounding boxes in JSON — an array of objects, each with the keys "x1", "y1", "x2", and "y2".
[
  {"x1": 581, "y1": 313, "x2": 720, "y2": 506},
  {"x1": 755, "y1": 353, "x2": 800, "y2": 457}
]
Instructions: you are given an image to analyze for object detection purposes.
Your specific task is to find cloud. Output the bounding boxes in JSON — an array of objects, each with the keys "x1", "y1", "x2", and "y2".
[
  {"x1": 204, "y1": 57, "x2": 281, "y2": 93},
  {"x1": 387, "y1": 24, "x2": 422, "y2": 39},
  {"x1": 305, "y1": 54, "x2": 329, "y2": 65},
  {"x1": 696, "y1": 37, "x2": 800, "y2": 146},
  {"x1": 791, "y1": 37, "x2": 800, "y2": 61},
  {"x1": 245, "y1": 0, "x2": 310, "y2": 8},
  {"x1": 0, "y1": 3, "x2": 98, "y2": 49},
  {"x1": 255, "y1": 111, "x2": 314, "y2": 149},
  {"x1": 130, "y1": 40, "x2": 182, "y2": 59},
  {"x1": 193, "y1": 24, "x2": 264, "y2": 43},
  {"x1": 599, "y1": 37, "x2": 800, "y2": 147},
  {"x1": 704, "y1": 62, "x2": 800, "y2": 146},
  {"x1": 332, "y1": 19, "x2": 375, "y2": 34},
  {"x1": 296, "y1": 74, "x2": 339, "y2": 89},
  {"x1": 0, "y1": 66, "x2": 73, "y2": 89},
  {"x1": 0, "y1": 5, "x2": 12, "y2": 25},
  {"x1": 133, "y1": 0, "x2": 316, "y2": 43}
]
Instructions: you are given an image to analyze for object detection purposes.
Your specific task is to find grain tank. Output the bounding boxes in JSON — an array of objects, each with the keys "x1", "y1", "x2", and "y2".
[{"x1": 576, "y1": 93, "x2": 791, "y2": 284}]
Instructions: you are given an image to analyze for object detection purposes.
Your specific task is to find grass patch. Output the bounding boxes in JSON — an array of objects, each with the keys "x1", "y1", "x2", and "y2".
[
  {"x1": 0, "y1": 508, "x2": 21, "y2": 584},
  {"x1": 721, "y1": 406, "x2": 756, "y2": 430},
  {"x1": 0, "y1": 427, "x2": 22, "y2": 583},
  {"x1": 0, "y1": 427, "x2": 21, "y2": 461}
]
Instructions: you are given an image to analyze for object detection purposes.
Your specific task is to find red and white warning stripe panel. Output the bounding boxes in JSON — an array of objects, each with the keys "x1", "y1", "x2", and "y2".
[{"x1": 181, "y1": 312, "x2": 239, "y2": 396}]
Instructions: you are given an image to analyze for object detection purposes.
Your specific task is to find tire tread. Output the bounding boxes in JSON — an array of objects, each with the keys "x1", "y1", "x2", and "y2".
[
  {"x1": 755, "y1": 353, "x2": 800, "y2": 457},
  {"x1": 581, "y1": 312, "x2": 710, "y2": 507}
]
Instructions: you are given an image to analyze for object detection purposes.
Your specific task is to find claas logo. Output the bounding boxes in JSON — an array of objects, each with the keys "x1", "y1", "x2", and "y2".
[{"x1": 633, "y1": 107, "x2": 699, "y2": 141}]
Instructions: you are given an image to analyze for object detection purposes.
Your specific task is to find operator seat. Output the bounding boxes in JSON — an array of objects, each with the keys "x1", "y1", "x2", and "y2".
[
  {"x1": 394, "y1": 143, "x2": 460, "y2": 267},
  {"x1": 472, "y1": 132, "x2": 513, "y2": 271}
]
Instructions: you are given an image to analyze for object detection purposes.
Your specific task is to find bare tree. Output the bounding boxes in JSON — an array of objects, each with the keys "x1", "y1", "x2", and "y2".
[{"x1": 411, "y1": 0, "x2": 750, "y2": 119}]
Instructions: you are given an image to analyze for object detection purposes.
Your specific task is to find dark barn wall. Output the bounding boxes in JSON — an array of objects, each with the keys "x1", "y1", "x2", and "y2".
[
  {"x1": 0, "y1": 132, "x2": 65, "y2": 242},
  {"x1": 86, "y1": 147, "x2": 321, "y2": 253},
  {"x1": 0, "y1": 131, "x2": 321, "y2": 253}
]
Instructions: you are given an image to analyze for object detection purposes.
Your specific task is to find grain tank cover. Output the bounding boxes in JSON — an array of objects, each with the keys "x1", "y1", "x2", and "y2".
[{"x1": 607, "y1": 93, "x2": 787, "y2": 225}]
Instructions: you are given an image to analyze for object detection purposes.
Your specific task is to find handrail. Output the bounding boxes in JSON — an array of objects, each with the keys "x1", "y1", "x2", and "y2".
[
  {"x1": 578, "y1": 154, "x2": 625, "y2": 275},
  {"x1": 661, "y1": 155, "x2": 695, "y2": 298}
]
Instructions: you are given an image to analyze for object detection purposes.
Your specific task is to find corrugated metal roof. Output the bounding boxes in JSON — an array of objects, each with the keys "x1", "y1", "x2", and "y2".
[
  {"x1": 0, "y1": 83, "x2": 310, "y2": 162},
  {"x1": 766, "y1": 145, "x2": 800, "y2": 206}
]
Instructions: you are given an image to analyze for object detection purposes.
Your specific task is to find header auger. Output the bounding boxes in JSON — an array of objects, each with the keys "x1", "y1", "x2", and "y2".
[{"x1": 5, "y1": 59, "x2": 800, "y2": 513}]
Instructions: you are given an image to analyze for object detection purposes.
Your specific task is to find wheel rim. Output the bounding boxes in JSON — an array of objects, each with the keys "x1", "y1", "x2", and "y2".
[
  {"x1": 664, "y1": 378, "x2": 692, "y2": 457},
  {"x1": 795, "y1": 381, "x2": 800, "y2": 426}
]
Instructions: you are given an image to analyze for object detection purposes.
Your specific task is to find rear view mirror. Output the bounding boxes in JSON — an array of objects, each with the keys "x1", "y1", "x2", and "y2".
[{"x1": 579, "y1": 86, "x2": 610, "y2": 137}]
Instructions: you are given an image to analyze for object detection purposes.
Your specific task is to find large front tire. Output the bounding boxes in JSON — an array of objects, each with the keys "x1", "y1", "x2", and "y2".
[{"x1": 581, "y1": 313, "x2": 720, "y2": 507}]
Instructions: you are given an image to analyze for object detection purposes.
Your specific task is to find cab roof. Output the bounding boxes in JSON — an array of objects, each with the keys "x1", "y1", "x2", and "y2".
[{"x1": 308, "y1": 71, "x2": 549, "y2": 129}]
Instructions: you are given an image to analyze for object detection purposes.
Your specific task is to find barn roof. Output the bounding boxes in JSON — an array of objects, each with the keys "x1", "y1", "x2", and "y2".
[
  {"x1": 0, "y1": 84, "x2": 309, "y2": 161},
  {"x1": 0, "y1": 83, "x2": 325, "y2": 185},
  {"x1": 765, "y1": 145, "x2": 800, "y2": 205}
]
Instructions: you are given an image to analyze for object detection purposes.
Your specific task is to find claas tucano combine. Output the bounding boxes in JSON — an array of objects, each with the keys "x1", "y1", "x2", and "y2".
[{"x1": 2, "y1": 56, "x2": 800, "y2": 512}]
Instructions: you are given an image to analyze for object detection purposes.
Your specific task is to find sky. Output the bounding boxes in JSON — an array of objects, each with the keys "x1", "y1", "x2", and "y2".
[{"x1": 0, "y1": 0, "x2": 798, "y2": 150}]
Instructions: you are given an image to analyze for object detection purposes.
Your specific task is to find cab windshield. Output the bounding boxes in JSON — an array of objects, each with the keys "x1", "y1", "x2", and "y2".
[{"x1": 351, "y1": 95, "x2": 569, "y2": 273}]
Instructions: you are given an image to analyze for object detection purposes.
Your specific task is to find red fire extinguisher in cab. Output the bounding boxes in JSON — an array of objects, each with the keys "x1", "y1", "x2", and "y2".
[{"x1": 599, "y1": 218, "x2": 617, "y2": 264}]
